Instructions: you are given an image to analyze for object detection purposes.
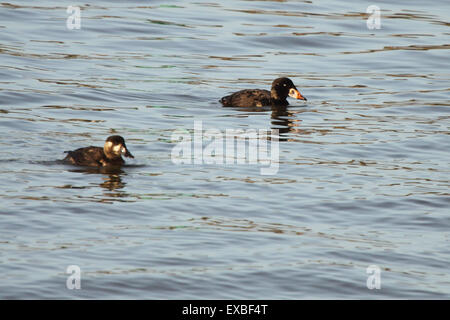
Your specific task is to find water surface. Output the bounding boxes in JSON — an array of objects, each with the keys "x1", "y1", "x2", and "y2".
[{"x1": 0, "y1": 0, "x2": 449, "y2": 299}]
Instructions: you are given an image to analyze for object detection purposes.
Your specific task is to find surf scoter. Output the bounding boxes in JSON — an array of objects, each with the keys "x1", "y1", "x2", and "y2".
[
  {"x1": 220, "y1": 77, "x2": 307, "y2": 107},
  {"x1": 63, "y1": 135, "x2": 134, "y2": 167}
]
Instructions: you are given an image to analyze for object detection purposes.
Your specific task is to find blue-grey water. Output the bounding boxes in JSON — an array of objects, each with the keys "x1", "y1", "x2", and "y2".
[{"x1": 0, "y1": 0, "x2": 449, "y2": 299}]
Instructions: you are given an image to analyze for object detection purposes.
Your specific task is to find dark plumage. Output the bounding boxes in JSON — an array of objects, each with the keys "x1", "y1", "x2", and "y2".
[
  {"x1": 220, "y1": 77, "x2": 307, "y2": 107},
  {"x1": 63, "y1": 135, "x2": 134, "y2": 167}
]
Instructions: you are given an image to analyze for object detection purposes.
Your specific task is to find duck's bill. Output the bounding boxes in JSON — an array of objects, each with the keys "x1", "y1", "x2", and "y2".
[
  {"x1": 121, "y1": 146, "x2": 134, "y2": 158},
  {"x1": 289, "y1": 89, "x2": 307, "y2": 101}
]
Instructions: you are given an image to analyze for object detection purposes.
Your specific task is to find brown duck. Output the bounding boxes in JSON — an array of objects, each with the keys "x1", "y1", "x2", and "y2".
[
  {"x1": 63, "y1": 135, "x2": 134, "y2": 167},
  {"x1": 220, "y1": 77, "x2": 307, "y2": 108}
]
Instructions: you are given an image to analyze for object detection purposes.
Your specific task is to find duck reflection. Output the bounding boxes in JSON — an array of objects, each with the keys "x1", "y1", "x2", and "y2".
[
  {"x1": 68, "y1": 166, "x2": 129, "y2": 196},
  {"x1": 99, "y1": 172, "x2": 126, "y2": 192},
  {"x1": 270, "y1": 105, "x2": 297, "y2": 140},
  {"x1": 228, "y1": 105, "x2": 304, "y2": 141}
]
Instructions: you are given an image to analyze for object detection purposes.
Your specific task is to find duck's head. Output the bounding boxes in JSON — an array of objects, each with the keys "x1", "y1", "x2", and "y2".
[
  {"x1": 104, "y1": 135, "x2": 134, "y2": 159},
  {"x1": 271, "y1": 77, "x2": 307, "y2": 102}
]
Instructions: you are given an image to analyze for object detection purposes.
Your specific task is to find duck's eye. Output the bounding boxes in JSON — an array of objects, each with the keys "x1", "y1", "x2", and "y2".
[{"x1": 283, "y1": 84, "x2": 287, "y2": 87}]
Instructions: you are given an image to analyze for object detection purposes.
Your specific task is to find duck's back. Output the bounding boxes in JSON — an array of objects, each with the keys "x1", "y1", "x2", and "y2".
[
  {"x1": 220, "y1": 89, "x2": 271, "y2": 107},
  {"x1": 63, "y1": 146, "x2": 105, "y2": 166}
]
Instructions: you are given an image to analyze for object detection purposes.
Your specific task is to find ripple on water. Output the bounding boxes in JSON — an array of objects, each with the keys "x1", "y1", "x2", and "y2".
[{"x1": 0, "y1": 0, "x2": 449, "y2": 299}]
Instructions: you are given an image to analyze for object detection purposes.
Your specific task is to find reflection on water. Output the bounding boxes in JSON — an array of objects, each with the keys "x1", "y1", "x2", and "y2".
[
  {"x1": 67, "y1": 166, "x2": 133, "y2": 199},
  {"x1": 70, "y1": 167, "x2": 127, "y2": 190},
  {"x1": 100, "y1": 173, "x2": 126, "y2": 192},
  {"x1": 270, "y1": 105, "x2": 304, "y2": 141},
  {"x1": 228, "y1": 105, "x2": 308, "y2": 141}
]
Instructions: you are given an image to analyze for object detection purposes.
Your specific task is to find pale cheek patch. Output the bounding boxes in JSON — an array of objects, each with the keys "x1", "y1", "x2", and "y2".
[
  {"x1": 105, "y1": 141, "x2": 113, "y2": 149},
  {"x1": 113, "y1": 144, "x2": 122, "y2": 153}
]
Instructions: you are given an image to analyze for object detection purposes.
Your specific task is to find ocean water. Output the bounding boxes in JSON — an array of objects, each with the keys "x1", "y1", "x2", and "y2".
[{"x1": 0, "y1": 0, "x2": 449, "y2": 299}]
